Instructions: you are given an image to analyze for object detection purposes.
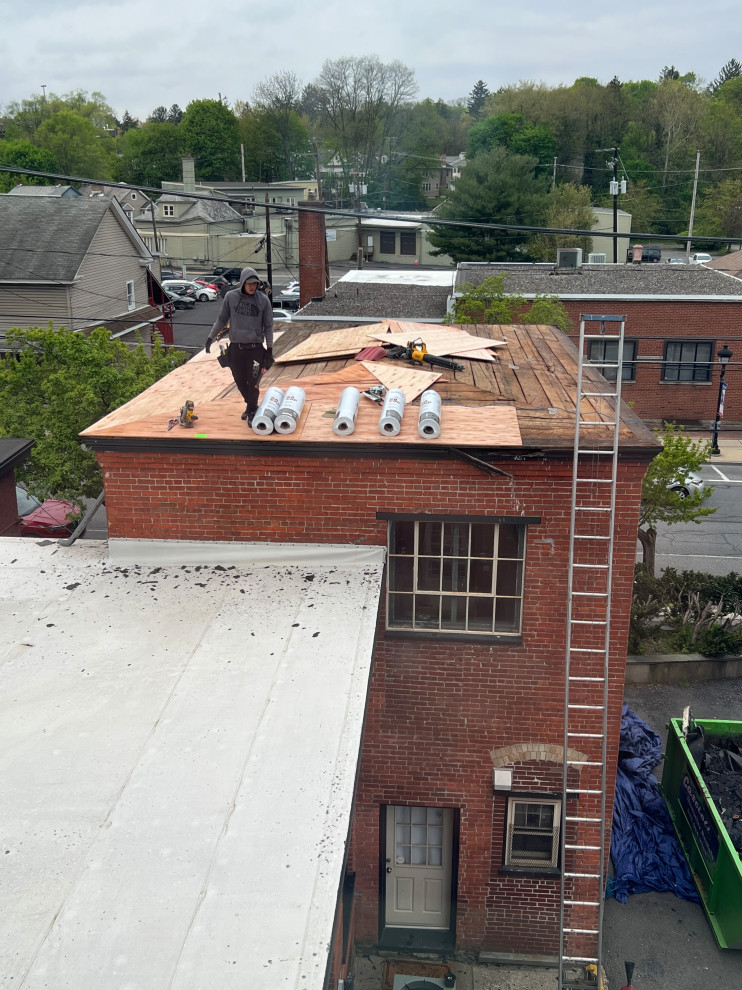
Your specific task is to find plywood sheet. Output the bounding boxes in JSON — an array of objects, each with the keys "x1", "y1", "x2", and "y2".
[
  {"x1": 366, "y1": 326, "x2": 507, "y2": 355},
  {"x1": 275, "y1": 327, "x2": 376, "y2": 363},
  {"x1": 360, "y1": 362, "x2": 441, "y2": 402},
  {"x1": 451, "y1": 348, "x2": 496, "y2": 362},
  {"x1": 89, "y1": 395, "x2": 522, "y2": 449}
]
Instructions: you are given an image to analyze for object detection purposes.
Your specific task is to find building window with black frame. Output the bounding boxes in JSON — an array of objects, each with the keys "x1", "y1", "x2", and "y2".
[
  {"x1": 385, "y1": 517, "x2": 530, "y2": 636},
  {"x1": 586, "y1": 338, "x2": 638, "y2": 382},
  {"x1": 662, "y1": 340, "x2": 714, "y2": 382},
  {"x1": 504, "y1": 798, "x2": 561, "y2": 869},
  {"x1": 399, "y1": 231, "x2": 417, "y2": 256},
  {"x1": 380, "y1": 230, "x2": 396, "y2": 254}
]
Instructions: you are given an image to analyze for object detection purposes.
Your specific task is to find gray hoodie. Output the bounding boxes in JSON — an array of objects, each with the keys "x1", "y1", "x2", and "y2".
[{"x1": 207, "y1": 266, "x2": 274, "y2": 347}]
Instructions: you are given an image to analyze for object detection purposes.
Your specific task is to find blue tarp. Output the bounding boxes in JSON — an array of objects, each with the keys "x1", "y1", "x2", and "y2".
[{"x1": 608, "y1": 703, "x2": 700, "y2": 903}]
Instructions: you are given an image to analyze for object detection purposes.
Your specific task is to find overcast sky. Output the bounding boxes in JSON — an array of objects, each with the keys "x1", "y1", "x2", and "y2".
[{"x1": 0, "y1": 0, "x2": 737, "y2": 119}]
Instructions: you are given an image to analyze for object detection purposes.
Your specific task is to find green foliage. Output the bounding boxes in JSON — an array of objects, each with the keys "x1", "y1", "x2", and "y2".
[
  {"x1": 467, "y1": 112, "x2": 557, "y2": 163},
  {"x1": 694, "y1": 178, "x2": 742, "y2": 239},
  {"x1": 708, "y1": 58, "x2": 742, "y2": 96},
  {"x1": 113, "y1": 123, "x2": 184, "y2": 187},
  {"x1": 467, "y1": 80, "x2": 489, "y2": 121},
  {"x1": 446, "y1": 274, "x2": 572, "y2": 331},
  {"x1": 180, "y1": 99, "x2": 241, "y2": 180},
  {"x1": 530, "y1": 182, "x2": 594, "y2": 261},
  {"x1": 0, "y1": 325, "x2": 187, "y2": 502},
  {"x1": 640, "y1": 424, "x2": 715, "y2": 531},
  {"x1": 428, "y1": 146, "x2": 549, "y2": 263},
  {"x1": 36, "y1": 111, "x2": 112, "y2": 178},
  {"x1": 0, "y1": 140, "x2": 59, "y2": 192}
]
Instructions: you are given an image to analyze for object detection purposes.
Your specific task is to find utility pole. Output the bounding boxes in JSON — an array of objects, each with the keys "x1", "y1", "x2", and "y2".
[
  {"x1": 264, "y1": 194, "x2": 273, "y2": 289},
  {"x1": 240, "y1": 143, "x2": 246, "y2": 183},
  {"x1": 353, "y1": 169, "x2": 363, "y2": 269},
  {"x1": 612, "y1": 147, "x2": 619, "y2": 264},
  {"x1": 686, "y1": 151, "x2": 701, "y2": 262},
  {"x1": 552, "y1": 156, "x2": 557, "y2": 192}
]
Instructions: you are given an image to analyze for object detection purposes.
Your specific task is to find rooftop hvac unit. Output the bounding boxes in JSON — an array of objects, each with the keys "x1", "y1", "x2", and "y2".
[
  {"x1": 556, "y1": 247, "x2": 583, "y2": 268},
  {"x1": 588, "y1": 252, "x2": 607, "y2": 264}
]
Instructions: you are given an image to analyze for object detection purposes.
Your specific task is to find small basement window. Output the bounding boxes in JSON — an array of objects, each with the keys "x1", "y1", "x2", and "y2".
[{"x1": 505, "y1": 798, "x2": 561, "y2": 869}]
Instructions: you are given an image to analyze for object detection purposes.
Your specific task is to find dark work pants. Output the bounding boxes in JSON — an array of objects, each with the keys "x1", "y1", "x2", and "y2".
[{"x1": 230, "y1": 343, "x2": 263, "y2": 413}]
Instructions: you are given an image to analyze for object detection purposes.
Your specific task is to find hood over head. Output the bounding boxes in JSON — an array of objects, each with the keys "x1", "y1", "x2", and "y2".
[{"x1": 239, "y1": 266, "x2": 260, "y2": 287}]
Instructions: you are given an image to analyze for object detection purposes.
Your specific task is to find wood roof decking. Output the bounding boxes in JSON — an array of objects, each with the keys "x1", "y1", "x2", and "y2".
[{"x1": 81, "y1": 321, "x2": 657, "y2": 453}]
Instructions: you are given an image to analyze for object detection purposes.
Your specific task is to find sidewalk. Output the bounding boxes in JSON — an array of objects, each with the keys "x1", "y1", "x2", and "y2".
[{"x1": 685, "y1": 428, "x2": 742, "y2": 465}]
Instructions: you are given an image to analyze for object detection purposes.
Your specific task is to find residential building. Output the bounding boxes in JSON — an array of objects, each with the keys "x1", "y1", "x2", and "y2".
[
  {"x1": 421, "y1": 153, "x2": 467, "y2": 199},
  {"x1": 0, "y1": 196, "x2": 172, "y2": 349},
  {"x1": 452, "y1": 262, "x2": 742, "y2": 427},
  {"x1": 300, "y1": 269, "x2": 454, "y2": 320},
  {"x1": 71, "y1": 315, "x2": 656, "y2": 981},
  {"x1": 80, "y1": 181, "x2": 155, "y2": 224},
  {"x1": 7, "y1": 183, "x2": 81, "y2": 198}
]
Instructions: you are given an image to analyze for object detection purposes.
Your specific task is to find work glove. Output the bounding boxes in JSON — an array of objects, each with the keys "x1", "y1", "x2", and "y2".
[
  {"x1": 263, "y1": 347, "x2": 274, "y2": 371},
  {"x1": 205, "y1": 338, "x2": 212, "y2": 354}
]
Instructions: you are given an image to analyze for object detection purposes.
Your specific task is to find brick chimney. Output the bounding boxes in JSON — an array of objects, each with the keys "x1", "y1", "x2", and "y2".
[{"x1": 298, "y1": 201, "x2": 327, "y2": 307}]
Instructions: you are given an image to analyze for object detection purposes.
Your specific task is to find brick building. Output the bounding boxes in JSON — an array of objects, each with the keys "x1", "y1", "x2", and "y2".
[
  {"x1": 80, "y1": 321, "x2": 657, "y2": 979},
  {"x1": 453, "y1": 263, "x2": 742, "y2": 428}
]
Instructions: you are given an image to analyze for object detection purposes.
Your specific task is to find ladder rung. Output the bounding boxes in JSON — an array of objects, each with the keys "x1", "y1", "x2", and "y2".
[
  {"x1": 580, "y1": 420, "x2": 617, "y2": 426},
  {"x1": 575, "y1": 506, "x2": 612, "y2": 512},
  {"x1": 576, "y1": 449, "x2": 613, "y2": 455},
  {"x1": 566, "y1": 816, "x2": 602, "y2": 822},
  {"x1": 568, "y1": 703, "x2": 604, "y2": 710},
  {"x1": 563, "y1": 927, "x2": 600, "y2": 934},
  {"x1": 567, "y1": 761, "x2": 603, "y2": 767},
  {"x1": 582, "y1": 391, "x2": 618, "y2": 398},
  {"x1": 570, "y1": 619, "x2": 607, "y2": 625},
  {"x1": 568, "y1": 732, "x2": 603, "y2": 738},
  {"x1": 573, "y1": 563, "x2": 609, "y2": 568},
  {"x1": 565, "y1": 843, "x2": 601, "y2": 850},
  {"x1": 572, "y1": 591, "x2": 609, "y2": 596},
  {"x1": 563, "y1": 957, "x2": 599, "y2": 963},
  {"x1": 569, "y1": 675, "x2": 605, "y2": 680},
  {"x1": 583, "y1": 332, "x2": 623, "y2": 339},
  {"x1": 565, "y1": 872, "x2": 600, "y2": 879},
  {"x1": 575, "y1": 477, "x2": 613, "y2": 483},
  {"x1": 566, "y1": 789, "x2": 603, "y2": 795},
  {"x1": 569, "y1": 649, "x2": 605, "y2": 655},
  {"x1": 573, "y1": 534, "x2": 611, "y2": 540}
]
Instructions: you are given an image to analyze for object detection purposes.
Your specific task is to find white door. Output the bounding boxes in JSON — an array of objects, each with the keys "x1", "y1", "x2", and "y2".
[{"x1": 384, "y1": 805, "x2": 453, "y2": 929}]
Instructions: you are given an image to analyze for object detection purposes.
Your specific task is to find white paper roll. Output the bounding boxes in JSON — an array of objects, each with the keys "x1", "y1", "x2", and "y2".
[
  {"x1": 274, "y1": 386, "x2": 306, "y2": 435},
  {"x1": 418, "y1": 389, "x2": 441, "y2": 439},
  {"x1": 251, "y1": 387, "x2": 284, "y2": 435},
  {"x1": 333, "y1": 386, "x2": 361, "y2": 436},
  {"x1": 378, "y1": 388, "x2": 406, "y2": 437}
]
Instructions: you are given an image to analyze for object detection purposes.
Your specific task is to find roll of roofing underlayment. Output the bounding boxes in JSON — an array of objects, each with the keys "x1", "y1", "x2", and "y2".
[
  {"x1": 378, "y1": 388, "x2": 406, "y2": 436},
  {"x1": 274, "y1": 386, "x2": 306, "y2": 435},
  {"x1": 332, "y1": 387, "x2": 361, "y2": 436},
  {"x1": 251, "y1": 387, "x2": 284, "y2": 435},
  {"x1": 418, "y1": 389, "x2": 441, "y2": 439}
]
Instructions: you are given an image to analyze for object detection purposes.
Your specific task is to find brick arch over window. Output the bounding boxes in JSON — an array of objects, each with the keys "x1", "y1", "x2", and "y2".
[{"x1": 490, "y1": 742, "x2": 588, "y2": 768}]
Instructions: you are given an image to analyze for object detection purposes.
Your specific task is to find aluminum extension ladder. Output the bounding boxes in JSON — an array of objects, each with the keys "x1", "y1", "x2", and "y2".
[{"x1": 558, "y1": 315, "x2": 626, "y2": 990}]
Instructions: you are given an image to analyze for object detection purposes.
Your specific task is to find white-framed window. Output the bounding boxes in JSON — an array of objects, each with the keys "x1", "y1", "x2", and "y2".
[
  {"x1": 385, "y1": 517, "x2": 528, "y2": 636},
  {"x1": 505, "y1": 798, "x2": 561, "y2": 869},
  {"x1": 162, "y1": 204, "x2": 175, "y2": 217},
  {"x1": 126, "y1": 280, "x2": 135, "y2": 312}
]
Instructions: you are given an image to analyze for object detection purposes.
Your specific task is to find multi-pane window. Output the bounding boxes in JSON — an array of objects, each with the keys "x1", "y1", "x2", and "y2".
[
  {"x1": 380, "y1": 231, "x2": 396, "y2": 254},
  {"x1": 387, "y1": 519, "x2": 526, "y2": 635},
  {"x1": 394, "y1": 806, "x2": 444, "y2": 866},
  {"x1": 662, "y1": 340, "x2": 714, "y2": 382},
  {"x1": 400, "y1": 231, "x2": 417, "y2": 255},
  {"x1": 505, "y1": 799, "x2": 561, "y2": 869},
  {"x1": 162, "y1": 204, "x2": 175, "y2": 217},
  {"x1": 587, "y1": 339, "x2": 637, "y2": 382},
  {"x1": 126, "y1": 280, "x2": 135, "y2": 312}
]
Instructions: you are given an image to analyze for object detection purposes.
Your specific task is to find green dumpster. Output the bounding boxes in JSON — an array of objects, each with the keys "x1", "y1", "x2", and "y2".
[{"x1": 662, "y1": 717, "x2": 742, "y2": 950}]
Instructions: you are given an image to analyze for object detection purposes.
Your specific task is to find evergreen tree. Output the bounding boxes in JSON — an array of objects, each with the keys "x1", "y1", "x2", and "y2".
[
  {"x1": 119, "y1": 110, "x2": 138, "y2": 133},
  {"x1": 467, "y1": 80, "x2": 489, "y2": 121},
  {"x1": 167, "y1": 104, "x2": 183, "y2": 124},
  {"x1": 148, "y1": 106, "x2": 168, "y2": 123},
  {"x1": 708, "y1": 58, "x2": 742, "y2": 96}
]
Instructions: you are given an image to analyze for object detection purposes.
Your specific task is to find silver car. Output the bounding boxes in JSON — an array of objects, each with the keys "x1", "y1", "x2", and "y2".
[{"x1": 668, "y1": 470, "x2": 704, "y2": 499}]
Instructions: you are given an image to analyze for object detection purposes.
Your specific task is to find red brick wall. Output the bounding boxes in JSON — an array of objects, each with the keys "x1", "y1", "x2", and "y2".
[
  {"x1": 97, "y1": 448, "x2": 647, "y2": 956},
  {"x1": 562, "y1": 300, "x2": 742, "y2": 425},
  {"x1": 298, "y1": 201, "x2": 327, "y2": 307}
]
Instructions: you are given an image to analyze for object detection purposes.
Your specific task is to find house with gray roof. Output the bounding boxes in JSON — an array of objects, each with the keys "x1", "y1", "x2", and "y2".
[
  {"x1": 8, "y1": 183, "x2": 81, "y2": 198},
  {"x1": 298, "y1": 269, "x2": 454, "y2": 321},
  {"x1": 452, "y1": 261, "x2": 742, "y2": 427},
  {"x1": 0, "y1": 196, "x2": 168, "y2": 350}
]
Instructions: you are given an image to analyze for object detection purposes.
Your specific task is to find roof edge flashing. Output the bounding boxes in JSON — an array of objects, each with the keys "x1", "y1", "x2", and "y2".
[{"x1": 107, "y1": 537, "x2": 386, "y2": 569}]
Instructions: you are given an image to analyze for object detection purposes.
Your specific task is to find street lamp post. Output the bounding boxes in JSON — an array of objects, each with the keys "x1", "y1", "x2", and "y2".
[{"x1": 710, "y1": 344, "x2": 733, "y2": 456}]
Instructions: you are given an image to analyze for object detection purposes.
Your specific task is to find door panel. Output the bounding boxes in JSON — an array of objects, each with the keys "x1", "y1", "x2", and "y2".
[{"x1": 385, "y1": 806, "x2": 453, "y2": 929}]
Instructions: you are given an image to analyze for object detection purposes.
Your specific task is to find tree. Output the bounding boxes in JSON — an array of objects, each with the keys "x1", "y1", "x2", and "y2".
[
  {"x1": 179, "y1": 98, "x2": 241, "y2": 180},
  {"x1": 427, "y1": 146, "x2": 549, "y2": 263},
  {"x1": 0, "y1": 140, "x2": 59, "y2": 192},
  {"x1": 119, "y1": 110, "x2": 138, "y2": 133},
  {"x1": 113, "y1": 123, "x2": 184, "y2": 187},
  {"x1": 708, "y1": 58, "x2": 742, "y2": 95},
  {"x1": 313, "y1": 55, "x2": 417, "y2": 180},
  {"x1": 694, "y1": 178, "x2": 742, "y2": 240},
  {"x1": 446, "y1": 273, "x2": 572, "y2": 331},
  {"x1": 467, "y1": 112, "x2": 556, "y2": 163},
  {"x1": 0, "y1": 325, "x2": 187, "y2": 502},
  {"x1": 167, "y1": 104, "x2": 183, "y2": 124},
  {"x1": 618, "y1": 179, "x2": 663, "y2": 234},
  {"x1": 148, "y1": 106, "x2": 168, "y2": 123},
  {"x1": 530, "y1": 182, "x2": 594, "y2": 261},
  {"x1": 252, "y1": 72, "x2": 310, "y2": 178},
  {"x1": 467, "y1": 80, "x2": 489, "y2": 121},
  {"x1": 638, "y1": 424, "x2": 716, "y2": 576},
  {"x1": 36, "y1": 111, "x2": 111, "y2": 178},
  {"x1": 650, "y1": 78, "x2": 705, "y2": 188}
]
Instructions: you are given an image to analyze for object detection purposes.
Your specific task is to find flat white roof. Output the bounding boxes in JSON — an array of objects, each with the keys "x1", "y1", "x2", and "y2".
[
  {"x1": 1, "y1": 538, "x2": 384, "y2": 990},
  {"x1": 339, "y1": 269, "x2": 456, "y2": 287}
]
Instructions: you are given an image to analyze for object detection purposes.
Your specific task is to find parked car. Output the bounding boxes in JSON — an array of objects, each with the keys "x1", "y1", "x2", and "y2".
[
  {"x1": 16, "y1": 485, "x2": 80, "y2": 537},
  {"x1": 164, "y1": 287, "x2": 195, "y2": 310},
  {"x1": 279, "y1": 280, "x2": 300, "y2": 307},
  {"x1": 690, "y1": 253, "x2": 713, "y2": 265},
  {"x1": 160, "y1": 268, "x2": 183, "y2": 280},
  {"x1": 199, "y1": 275, "x2": 231, "y2": 291},
  {"x1": 668, "y1": 470, "x2": 705, "y2": 499},
  {"x1": 210, "y1": 267, "x2": 244, "y2": 283},
  {"x1": 626, "y1": 245, "x2": 662, "y2": 263},
  {"x1": 667, "y1": 257, "x2": 685, "y2": 265},
  {"x1": 182, "y1": 280, "x2": 219, "y2": 301},
  {"x1": 162, "y1": 280, "x2": 204, "y2": 301},
  {"x1": 272, "y1": 308, "x2": 293, "y2": 322}
]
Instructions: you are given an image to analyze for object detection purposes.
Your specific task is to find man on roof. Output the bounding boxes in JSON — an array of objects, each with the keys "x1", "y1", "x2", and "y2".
[{"x1": 206, "y1": 266, "x2": 274, "y2": 426}]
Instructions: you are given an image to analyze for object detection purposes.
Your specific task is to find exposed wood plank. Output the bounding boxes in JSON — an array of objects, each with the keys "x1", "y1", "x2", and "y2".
[
  {"x1": 274, "y1": 327, "x2": 376, "y2": 363},
  {"x1": 361, "y1": 362, "x2": 441, "y2": 402}
]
